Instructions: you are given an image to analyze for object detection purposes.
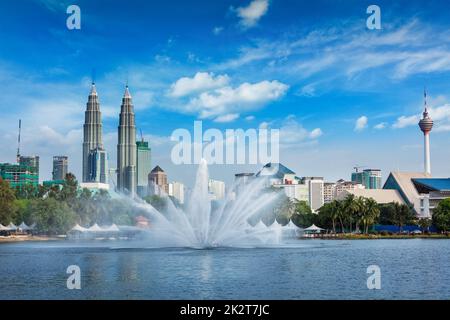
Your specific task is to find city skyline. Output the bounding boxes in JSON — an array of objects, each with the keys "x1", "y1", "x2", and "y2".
[{"x1": 1, "y1": 0, "x2": 450, "y2": 186}]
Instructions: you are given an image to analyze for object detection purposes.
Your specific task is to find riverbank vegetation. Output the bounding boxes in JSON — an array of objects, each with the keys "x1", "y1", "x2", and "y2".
[
  {"x1": 273, "y1": 193, "x2": 450, "y2": 235},
  {"x1": 0, "y1": 175, "x2": 144, "y2": 235}
]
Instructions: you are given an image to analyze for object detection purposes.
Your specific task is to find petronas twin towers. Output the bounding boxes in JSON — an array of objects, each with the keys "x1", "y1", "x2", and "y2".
[{"x1": 82, "y1": 83, "x2": 137, "y2": 195}]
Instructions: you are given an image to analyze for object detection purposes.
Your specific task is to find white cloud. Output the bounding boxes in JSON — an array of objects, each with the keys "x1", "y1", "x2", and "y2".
[
  {"x1": 213, "y1": 26, "x2": 224, "y2": 35},
  {"x1": 298, "y1": 83, "x2": 317, "y2": 97},
  {"x1": 309, "y1": 128, "x2": 323, "y2": 139},
  {"x1": 374, "y1": 122, "x2": 387, "y2": 130},
  {"x1": 189, "y1": 80, "x2": 288, "y2": 118},
  {"x1": 217, "y1": 20, "x2": 450, "y2": 93},
  {"x1": 213, "y1": 113, "x2": 240, "y2": 123},
  {"x1": 235, "y1": 0, "x2": 269, "y2": 28},
  {"x1": 245, "y1": 115, "x2": 255, "y2": 121},
  {"x1": 133, "y1": 91, "x2": 154, "y2": 110},
  {"x1": 355, "y1": 116, "x2": 368, "y2": 131},
  {"x1": 393, "y1": 115, "x2": 420, "y2": 129},
  {"x1": 278, "y1": 116, "x2": 323, "y2": 146},
  {"x1": 169, "y1": 72, "x2": 230, "y2": 97}
]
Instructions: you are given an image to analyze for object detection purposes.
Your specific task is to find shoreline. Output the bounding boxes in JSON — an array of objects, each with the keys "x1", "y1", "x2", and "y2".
[
  {"x1": 299, "y1": 234, "x2": 450, "y2": 240},
  {"x1": 0, "y1": 235, "x2": 61, "y2": 243}
]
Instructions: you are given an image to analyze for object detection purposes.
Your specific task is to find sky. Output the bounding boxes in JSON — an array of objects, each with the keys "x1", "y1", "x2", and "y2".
[{"x1": 1, "y1": 0, "x2": 450, "y2": 187}]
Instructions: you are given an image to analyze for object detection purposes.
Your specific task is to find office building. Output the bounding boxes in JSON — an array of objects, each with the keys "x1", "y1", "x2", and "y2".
[
  {"x1": 136, "y1": 140, "x2": 151, "y2": 197},
  {"x1": 19, "y1": 156, "x2": 39, "y2": 181},
  {"x1": 0, "y1": 163, "x2": 38, "y2": 190},
  {"x1": 351, "y1": 169, "x2": 382, "y2": 189},
  {"x1": 82, "y1": 83, "x2": 108, "y2": 183},
  {"x1": 117, "y1": 86, "x2": 137, "y2": 195},
  {"x1": 148, "y1": 165, "x2": 168, "y2": 196},
  {"x1": 88, "y1": 148, "x2": 108, "y2": 184},
  {"x1": 169, "y1": 181, "x2": 185, "y2": 204},
  {"x1": 52, "y1": 156, "x2": 68, "y2": 181}
]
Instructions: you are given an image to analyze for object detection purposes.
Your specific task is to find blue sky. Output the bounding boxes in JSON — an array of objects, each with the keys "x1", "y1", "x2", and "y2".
[{"x1": 1, "y1": 0, "x2": 450, "y2": 186}]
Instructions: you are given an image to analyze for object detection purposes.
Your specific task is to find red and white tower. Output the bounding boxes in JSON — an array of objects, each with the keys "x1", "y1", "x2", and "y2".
[{"x1": 418, "y1": 89, "x2": 433, "y2": 175}]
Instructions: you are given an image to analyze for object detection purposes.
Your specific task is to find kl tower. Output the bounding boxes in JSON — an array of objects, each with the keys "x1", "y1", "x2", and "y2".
[{"x1": 418, "y1": 89, "x2": 433, "y2": 175}]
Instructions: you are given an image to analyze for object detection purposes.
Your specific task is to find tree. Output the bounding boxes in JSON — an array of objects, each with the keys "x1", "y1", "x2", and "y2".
[
  {"x1": 28, "y1": 198, "x2": 76, "y2": 235},
  {"x1": 360, "y1": 198, "x2": 380, "y2": 234},
  {"x1": 144, "y1": 195, "x2": 167, "y2": 212},
  {"x1": 291, "y1": 212, "x2": 316, "y2": 228},
  {"x1": 58, "y1": 173, "x2": 78, "y2": 202},
  {"x1": 343, "y1": 194, "x2": 360, "y2": 232},
  {"x1": 391, "y1": 202, "x2": 416, "y2": 233},
  {"x1": 418, "y1": 218, "x2": 432, "y2": 233},
  {"x1": 0, "y1": 177, "x2": 17, "y2": 224},
  {"x1": 432, "y1": 198, "x2": 450, "y2": 232},
  {"x1": 318, "y1": 202, "x2": 337, "y2": 233}
]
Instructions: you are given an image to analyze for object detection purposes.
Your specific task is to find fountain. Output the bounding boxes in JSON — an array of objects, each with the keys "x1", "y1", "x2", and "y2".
[{"x1": 126, "y1": 159, "x2": 287, "y2": 248}]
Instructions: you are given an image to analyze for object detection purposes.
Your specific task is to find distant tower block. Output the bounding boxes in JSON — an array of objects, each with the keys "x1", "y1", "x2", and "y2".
[{"x1": 418, "y1": 89, "x2": 433, "y2": 175}]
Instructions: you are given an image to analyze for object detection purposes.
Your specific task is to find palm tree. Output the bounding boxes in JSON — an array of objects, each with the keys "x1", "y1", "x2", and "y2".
[
  {"x1": 361, "y1": 198, "x2": 380, "y2": 234},
  {"x1": 343, "y1": 194, "x2": 360, "y2": 233},
  {"x1": 318, "y1": 203, "x2": 335, "y2": 233},
  {"x1": 330, "y1": 200, "x2": 345, "y2": 233}
]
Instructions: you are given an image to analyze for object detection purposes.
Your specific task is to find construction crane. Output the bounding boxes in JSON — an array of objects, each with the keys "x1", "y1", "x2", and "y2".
[
  {"x1": 16, "y1": 119, "x2": 21, "y2": 163},
  {"x1": 140, "y1": 128, "x2": 144, "y2": 143},
  {"x1": 353, "y1": 165, "x2": 366, "y2": 173}
]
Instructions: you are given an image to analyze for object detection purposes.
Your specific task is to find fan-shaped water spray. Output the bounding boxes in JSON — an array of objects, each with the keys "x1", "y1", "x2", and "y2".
[{"x1": 127, "y1": 160, "x2": 290, "y2": 248}]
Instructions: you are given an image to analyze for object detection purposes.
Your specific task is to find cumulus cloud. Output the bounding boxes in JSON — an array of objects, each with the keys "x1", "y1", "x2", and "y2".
[
  {"x1": 189, "y1": 80, "x2": 288, "y2": 118},
  {"x1": 169, "y1": 72, "x2": 230, "y2": 97},
  {"x1": 213, "y1": 113, "x2": 240, "y2": 123},
  {"x1": 309, "y1": 128, "x2": 323, "y2": 139},
  {"x1": 393, "y1": 115, "x2": 419, "y2": 128},
  {"x1": 278, "y1": 116, "x2": 323, "y2": 146},
  {"x1": 374, "y1": 122, "x2": 387, "y2": 130},
  {"x1": 234, "y1": 0, "x2": 269, "y2": 29},
  {"x1": 355, "y1": 116, "x2": 368, "y2": 131}
]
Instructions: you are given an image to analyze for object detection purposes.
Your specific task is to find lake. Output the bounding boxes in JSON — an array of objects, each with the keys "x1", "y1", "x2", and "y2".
[{"x1": 0, "y1": 239, "x2": 449, "y2": 299}]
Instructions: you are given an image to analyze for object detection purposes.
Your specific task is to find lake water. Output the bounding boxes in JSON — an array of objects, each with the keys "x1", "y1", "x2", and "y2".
[{"x1": 0, "y1": 239, "x2": 449, "y2": 300}]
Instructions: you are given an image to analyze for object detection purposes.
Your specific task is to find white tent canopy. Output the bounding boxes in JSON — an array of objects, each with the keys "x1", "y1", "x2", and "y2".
[
  {"x1": 18, "y1": 222, "x2": 32, "y2": 231},
  {"x1": 304, "y1": 224, "x2": 324, "y2": 232},
  {"x1": 0, "y1": 224, "x2": 9, "y2": 231},
  {"x1": 6, "y1": 223, "x2": 17, "y2": 231},
  {"x1": 88, "y1": 223, "x2": 103, "y2": 232},
  {"x1": 102, "y1": 224, "x2": 120, "y2": 232},
  {"x1": 70, "y1": 223, "x2": 120, "y2": 233},
  {"x1": 71, "y1": 224, "x2": 88, "y2": 232},
  {"x1": 285, "y1": 221, "x2": 302, "y2": 229}
]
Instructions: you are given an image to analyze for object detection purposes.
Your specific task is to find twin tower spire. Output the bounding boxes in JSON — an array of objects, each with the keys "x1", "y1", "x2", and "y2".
[{"x1": 82, "y1": 82, "x2": 137, "y2": 195}]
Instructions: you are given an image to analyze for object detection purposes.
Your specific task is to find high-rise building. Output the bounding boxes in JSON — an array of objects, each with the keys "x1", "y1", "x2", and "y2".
[
  {"x1": 82, "y1": 83, "x2": 108, "y2": 183},
  {"x1": 148, "y1": 165, "x2": 168, "y2": 196},
  {"x1": 136, "y1": 140, "x2": 151, "y2": 197},
  {"x1": 19, "y1": 156, "x2": 39, "y2": 181},
  {"x1": 334, "y1": 179, "x2": 365, "y2": 199},
  {"x1": 117, "y1": 86, "x2": 137, "y2": 195},
  {"x1": 351, "y1": 169, "x2": 382, "y2": 189},
  {"x1": 323, "y1": 182, "x2": 336, "y2": 203},
  {"x1": 88, "y1": 148, "x2": 108, "y2": 184},
  {"x1": 0, "y1": 163, "x2": 38, "y2": 190},
  {"x1": 169, "y1": 181, "x2": 185, "y2": 204},
  {"x1": 52, "y1": 156, "x2": 68, "y2": 181},
  {"x1": 419, "y1": 90, "x2": 433, "y2": 175},
  {"x1": 208, "y1": 179, "x2": 226, "y2": 200},
  {"x1": 302, "y1": 177, "x2": 324, "y2": 212}
]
